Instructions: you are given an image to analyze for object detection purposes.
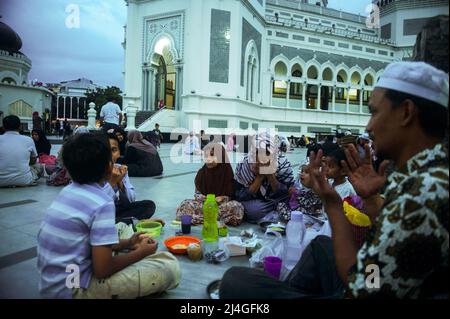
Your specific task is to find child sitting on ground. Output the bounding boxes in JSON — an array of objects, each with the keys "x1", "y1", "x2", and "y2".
[
  {"x1": 37, "y1": 133, "x2": 180, "y2": 299},
  {"x1": 324, "y1": 147, "x2": 356, "y2": 199},
  {"x1": 106, "y1": 133, "x2": 162, "y2": 224},
  {"x1": 278, "y1": 164, "x2": 323, "y2": 222}
]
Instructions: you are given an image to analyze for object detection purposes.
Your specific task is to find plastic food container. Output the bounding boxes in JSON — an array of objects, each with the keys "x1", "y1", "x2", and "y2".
[
  {"x1": 135, "y1": 221, "x2": 162, "y2": 238},
  {"x1": 164, "y1": 236, "x2": 201, "y2": 254},
  {"x1": 187, "y1": 243, "x2": 203, "y2": 261}
]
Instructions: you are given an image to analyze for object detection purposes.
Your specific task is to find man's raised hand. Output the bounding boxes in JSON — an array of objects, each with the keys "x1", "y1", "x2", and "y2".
[{"x1": 341, "y1": 144, "x2": 389, "y2": 199}]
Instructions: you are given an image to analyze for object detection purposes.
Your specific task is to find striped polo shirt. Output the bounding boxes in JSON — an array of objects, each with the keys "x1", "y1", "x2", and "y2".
[{"x1": 37, "y1": 182, "x2": 119, "y2": 299}]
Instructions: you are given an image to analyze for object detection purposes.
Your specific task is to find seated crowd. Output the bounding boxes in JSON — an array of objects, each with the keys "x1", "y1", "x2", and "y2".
[{"x1": 0, "y1": 61, "x2": 447, "y2": 299}]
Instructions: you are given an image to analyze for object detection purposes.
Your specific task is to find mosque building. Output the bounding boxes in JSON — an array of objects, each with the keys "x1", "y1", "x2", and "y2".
[{"x1": 0, "y1": 20, "x2": 53, "y2": 131}]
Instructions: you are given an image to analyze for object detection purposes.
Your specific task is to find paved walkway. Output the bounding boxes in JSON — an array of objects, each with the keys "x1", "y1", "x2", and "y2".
[{"x1": 0, "y1": 143, "x2": 307, "y2": 299}]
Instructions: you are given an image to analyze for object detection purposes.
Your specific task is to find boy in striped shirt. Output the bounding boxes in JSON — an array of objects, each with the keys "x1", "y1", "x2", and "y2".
[{"x1": 37, "y1": 133, "x2": 180, "y2": 299}]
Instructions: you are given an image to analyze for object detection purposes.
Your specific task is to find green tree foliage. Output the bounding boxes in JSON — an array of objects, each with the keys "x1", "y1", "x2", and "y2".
[{"x1": 85, "y1": 86, "x2": 123, "y2": 117}]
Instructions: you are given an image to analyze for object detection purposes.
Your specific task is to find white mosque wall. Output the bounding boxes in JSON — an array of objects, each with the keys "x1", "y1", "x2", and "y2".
[
  {"x1": 380, "y1": 0, "x2": 449, "y2": 47},
  {"x1": 0, "y1": 83, "x2": 52, "y2": 127},
  {"x1": 179, "y1": 94, "x2": 370, "y2": 136},
  {"x1": 125, "y1": 0, "x2": 447, "y2": 136}
]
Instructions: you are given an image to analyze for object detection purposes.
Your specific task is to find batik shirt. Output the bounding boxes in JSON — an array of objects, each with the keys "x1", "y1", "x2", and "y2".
[{"x1": 348, "y1": 144, "x2": 449, "y2": 298}]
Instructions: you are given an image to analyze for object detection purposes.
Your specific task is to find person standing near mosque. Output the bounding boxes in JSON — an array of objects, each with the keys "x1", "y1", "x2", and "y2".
[{"x1": 100, "y1": 97, "x2": 122, "y2": 132}]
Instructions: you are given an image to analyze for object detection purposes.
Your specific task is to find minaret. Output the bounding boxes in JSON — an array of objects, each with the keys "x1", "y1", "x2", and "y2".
[{"x1": 374, "y1": 0, "x2": 448, "y2": 48}]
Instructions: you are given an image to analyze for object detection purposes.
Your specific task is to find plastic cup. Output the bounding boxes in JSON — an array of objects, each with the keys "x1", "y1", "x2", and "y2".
[
  {"x1": 181, "y1": 215, "x2": 192, "y2": 234},
  {"x1": 263, "y1": 256, "x2": 282, "y2": 279}
]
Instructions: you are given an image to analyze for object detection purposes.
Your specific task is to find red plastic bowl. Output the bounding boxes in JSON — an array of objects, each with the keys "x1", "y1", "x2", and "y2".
[{"x1": 164, "y1": 236, "x2": 201, "y2": 254}]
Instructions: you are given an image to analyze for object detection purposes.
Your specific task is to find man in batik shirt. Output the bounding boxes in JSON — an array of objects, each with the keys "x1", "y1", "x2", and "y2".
[{"x1": 308, "y1": 61, "x2": 448, "y2": 298}]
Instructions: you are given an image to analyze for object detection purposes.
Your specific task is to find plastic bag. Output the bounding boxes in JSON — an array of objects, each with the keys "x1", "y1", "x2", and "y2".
[
  {"x1": 280, "y1": 214, "x2": 332, "y2": 280},
  {"x1": 205, "y1": 249, "x2": 229, "y2": 264},
  {"x1": 219, "y1": 236, "x2": 246, "y2": 256},
  {"x1": 115, "y1": 222, "x2": 134, "y2": 240},
  {"x1": 258, "y1": 211, "x2": 280, "y2": 224},
  {"x1": 249, "y1": 230, "x2": 284, "y2": 269}
]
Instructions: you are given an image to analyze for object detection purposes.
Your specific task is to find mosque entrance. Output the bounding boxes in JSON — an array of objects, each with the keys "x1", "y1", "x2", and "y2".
[{"x1": 150, "y1": 38, "x2": 176, "y2": 110}]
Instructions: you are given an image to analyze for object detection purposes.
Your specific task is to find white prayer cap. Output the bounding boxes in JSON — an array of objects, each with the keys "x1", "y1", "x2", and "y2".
[{"x1": 375, "y1": 61, "x2": 449, "y2": 108}]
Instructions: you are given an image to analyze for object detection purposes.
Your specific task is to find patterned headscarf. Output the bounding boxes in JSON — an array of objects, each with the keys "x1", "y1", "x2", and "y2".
[{"x1": 235, "y1": 131, "x2": 294, "y2": 196}]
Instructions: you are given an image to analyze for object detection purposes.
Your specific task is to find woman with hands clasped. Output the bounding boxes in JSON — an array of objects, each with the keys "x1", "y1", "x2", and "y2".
[{"x1": 234, "y1": 132, "x2": 294, "y2": 223}]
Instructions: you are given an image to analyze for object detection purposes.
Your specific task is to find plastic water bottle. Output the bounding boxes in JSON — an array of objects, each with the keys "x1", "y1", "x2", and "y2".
[
  {"x1": 202, "y1": 194, "x2": 219, "y2": 243},
  {"x1": 284, "y1": 211, "x2": 306, "y2": 270}
]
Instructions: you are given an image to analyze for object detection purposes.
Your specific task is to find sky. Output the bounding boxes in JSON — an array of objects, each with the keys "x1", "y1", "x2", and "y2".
[{"x1": 0, "y1": 0, "x2": 374, "y2": 90}]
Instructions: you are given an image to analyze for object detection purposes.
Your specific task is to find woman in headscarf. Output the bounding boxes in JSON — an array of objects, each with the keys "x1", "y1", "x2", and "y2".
[
  {"x1": 176, "y1": 143, "x2": 244, "y2": 226},
  {"x1": 31, "y1": 129, "x2": 51, "y2": 155},
  {"x1": 123, "y1": 129, "x2": 163, "y2": 177},
  {"x1": 113, "y1": 127, "x2": 128, "y2": 155},
  {"x1": 234, "y1": 131, "x2": 294, "y2": 223}
]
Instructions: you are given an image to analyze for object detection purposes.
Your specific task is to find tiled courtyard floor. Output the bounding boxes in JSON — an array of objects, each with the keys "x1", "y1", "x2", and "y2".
[{"x1": 0, "y1": 142, "x2": 307, "y2": 299}]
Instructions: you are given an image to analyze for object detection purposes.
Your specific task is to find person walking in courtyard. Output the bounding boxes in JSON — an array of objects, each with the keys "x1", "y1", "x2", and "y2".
[{"x1": 152, "y1": 123, "x2": 163, "y2": 149}]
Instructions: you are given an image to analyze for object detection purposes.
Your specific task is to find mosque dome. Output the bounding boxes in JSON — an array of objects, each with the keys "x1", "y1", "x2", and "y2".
[{"x1": 0, "y1": 21, "x2": 23, "y2": 53}]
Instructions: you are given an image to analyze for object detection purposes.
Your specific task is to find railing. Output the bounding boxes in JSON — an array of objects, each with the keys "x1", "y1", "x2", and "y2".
[
  {"x1": 266, "y1": 15, "x2": 396, "y2": 45},
  {"x1": 267, "y1": 0, "x2": 365, "y2": 24},
  {"x1": 136, "y1": 105, "x2": 167, "y2": 130},
  {"x1": 0, "y1": 49, "x2": 32, "y2": 65}
]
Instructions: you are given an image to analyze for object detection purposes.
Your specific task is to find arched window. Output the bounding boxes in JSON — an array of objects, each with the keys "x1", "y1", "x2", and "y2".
[
  {"x1": 2, "y1": 77, "x2": 17, "y2": 85},
  {"x1": 322, "y1": 68, "x2": 333, "y2": 81},
  {"x1": 349, "y1": 71, "x2": 362, "y2": 104},
  {"x1": 9, "y1": 100, "x2": 32, "y2": 117},
  {"x1": 364, "y1": 74, "x2": 374, "y2": 86},
  {"x1": 307, "y1": 65, "x2": 318, "y2": 79},
  {"x1": 272, "y1": 61, "x2": 288, "y2": 99},
  {"x1": 245, "y1": 44, "x2": 259, "y2": 102},
  {"x1": 274, "y1": 61, "x2": 287, "y2": 76},
  {"x1": 350, "y1": 71, "x2": 361, "y2": 85},
  {"x1": 336, "y1": 70, "x2": 348, "y2": 101},
  {"x1": 290, "y1": 64, "x2": 303, "y2": 101},
  {"x1": 363, "y1": 74, "x2": 374, "y2": 103}
]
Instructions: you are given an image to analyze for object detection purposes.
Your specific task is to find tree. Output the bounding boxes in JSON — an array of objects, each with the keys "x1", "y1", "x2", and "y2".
[{"x1": 85, "y1": 86, "x2": 123, "y2": 117}]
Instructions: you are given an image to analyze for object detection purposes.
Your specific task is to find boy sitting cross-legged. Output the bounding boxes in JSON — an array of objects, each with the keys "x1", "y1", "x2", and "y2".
[{"x1": 37, "y1": 133, "x2": 180, "y2": 299}]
